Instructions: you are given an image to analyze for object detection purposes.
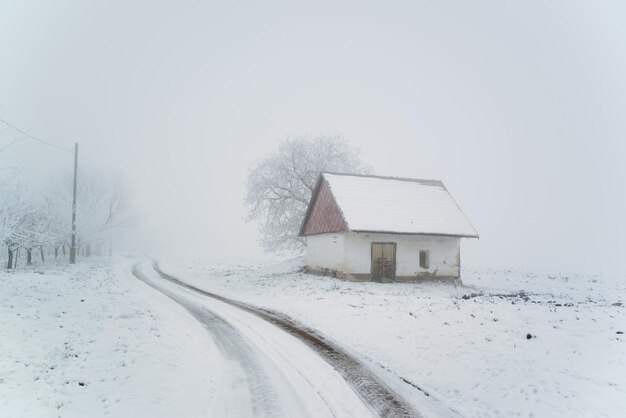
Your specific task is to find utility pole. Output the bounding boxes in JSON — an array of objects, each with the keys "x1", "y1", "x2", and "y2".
[{"x1": 69, "y1": 142, "x2": 78, "y2": 264}]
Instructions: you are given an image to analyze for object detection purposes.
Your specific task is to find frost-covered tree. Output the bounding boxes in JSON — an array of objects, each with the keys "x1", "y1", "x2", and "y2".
[
  {"x1": 0, "y1": 181, "x2": 28, "y2": 268},
  {"x1": 48, "y1": 167, "x2": 135, "y2": 256},
  {"x1": 15, "y1": 199, "x2": 56, "y2": 265},
  {"x1": 246, "y1": 134, "x2": 370, "y2": 252},
  {"x1": 0, "y1": 182, "x2": 55, "y2": 267},
  {"x1": 0, "y1": 168, "x2": 135, "y2": 268}
]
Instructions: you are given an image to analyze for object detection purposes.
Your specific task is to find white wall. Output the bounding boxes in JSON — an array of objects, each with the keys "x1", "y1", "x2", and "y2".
[
  {"x1": 343, "y1": 232, "x2": 460, "y2": 278},
  {"x1": 306, "y1": 233, "x2": 345, "y2": 271}
]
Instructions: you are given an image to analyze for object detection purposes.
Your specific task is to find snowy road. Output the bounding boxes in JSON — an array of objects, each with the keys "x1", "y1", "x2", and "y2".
[{"x1": 131, "y1": 260, "x2": 419, "y2": 417}]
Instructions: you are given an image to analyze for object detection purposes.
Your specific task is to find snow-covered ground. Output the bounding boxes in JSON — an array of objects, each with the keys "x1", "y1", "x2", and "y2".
[
  {"x1": 1, "y1": 258, "x2": 393, "y2": 418},
  {"x1": 160, "y1": 257, "x2": 626, "y2": 417},
  {"x1": 133, "y1": 261, "x2": 380, "y2": 418},
  {"x1": 2, "y1": 256, "x2": 624, "y2": 417},
  {"x1": 0, "y1": 257, "x2": 221, "y2": 417}
]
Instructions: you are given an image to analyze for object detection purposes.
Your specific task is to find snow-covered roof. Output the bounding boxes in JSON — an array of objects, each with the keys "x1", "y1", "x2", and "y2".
[{"x1": 320, "y1": 173, "x2": 478, "y2": 238}]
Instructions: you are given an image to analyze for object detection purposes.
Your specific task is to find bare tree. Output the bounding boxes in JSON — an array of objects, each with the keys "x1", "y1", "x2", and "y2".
[
  {"x1": 0, "y1": 182, "x2": 56, "y2": 267},
  {"x1": 0, "y1": 168, "x2": 136, "y2": 268},
  {"x1": 48, "y1": 167, "x2": 136, "y2": 257},
  {"x1": 0, "y1": 181, "x2": 27, "y2": 268},
  {"x1": 16, "y1": 201, "x2": 56, "y2": 266},
  {"x1": 0, "y1": 122, "x2": 136, "y2": 266},
  {"x1": 246, "y1": 134, "x2": 370, "y2": 252}
]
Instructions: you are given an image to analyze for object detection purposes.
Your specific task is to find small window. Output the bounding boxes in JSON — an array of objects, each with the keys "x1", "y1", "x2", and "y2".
[{"x1": 419, "y1": 250, "x2": 429, "y2": 269}]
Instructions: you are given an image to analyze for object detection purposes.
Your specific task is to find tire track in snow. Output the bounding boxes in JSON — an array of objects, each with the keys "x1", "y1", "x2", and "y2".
[
  {"x1": 131, "y1": 263, "x2": 280, "y2": 417},
  {"x1": 149, "y1": 260, "x2": 420, "y2": 418}
]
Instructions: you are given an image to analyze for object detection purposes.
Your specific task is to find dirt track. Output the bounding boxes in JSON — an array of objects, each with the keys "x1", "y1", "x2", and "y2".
[{"x1": 133, "y1": 260, "x2": 420, "y2": 418}]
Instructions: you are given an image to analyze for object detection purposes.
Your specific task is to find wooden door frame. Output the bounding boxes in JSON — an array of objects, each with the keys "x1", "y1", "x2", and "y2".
[{"x1": 370, "y1": 242, "x2": 397, "y2": 281}]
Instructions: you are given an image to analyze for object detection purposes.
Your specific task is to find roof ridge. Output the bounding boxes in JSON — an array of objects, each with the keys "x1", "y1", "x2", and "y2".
[{"x1": 322, "y1": 172, "x2": 445, "y2": 188}]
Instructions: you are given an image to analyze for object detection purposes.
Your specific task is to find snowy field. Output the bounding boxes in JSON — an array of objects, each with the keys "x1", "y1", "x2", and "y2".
[
  {"x1": 0, "y1": 257, "x2": 221, "y2": 417},
  {"x1": 160, "y1": 257, "x2": 626, "y2": 417},
  {"x1": 1, "y1": 256, "x2": 624, "y2": 417},
  {"x1": 0, "y1": 258, "x2": 390, "y2": 418}
]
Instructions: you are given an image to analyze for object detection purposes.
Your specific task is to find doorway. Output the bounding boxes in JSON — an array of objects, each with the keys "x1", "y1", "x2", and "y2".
[{"x1": 371, "y1": 242, "x2": 396, "y2": 282}]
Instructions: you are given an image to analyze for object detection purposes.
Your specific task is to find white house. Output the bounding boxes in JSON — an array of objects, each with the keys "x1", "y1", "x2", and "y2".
[{"x1": 299, "y1": 173, "x2": 479, "y2": 282}]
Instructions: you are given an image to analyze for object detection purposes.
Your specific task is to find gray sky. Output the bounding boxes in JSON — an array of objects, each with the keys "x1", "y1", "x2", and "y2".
[{"x1": 1, "y1": 0, "x2": 625, "y2": 273}]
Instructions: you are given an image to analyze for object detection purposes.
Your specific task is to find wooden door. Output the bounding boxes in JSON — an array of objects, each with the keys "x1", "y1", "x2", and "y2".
[{"x1": 371, "y1": 242, "x2": 396, "y2": 281}]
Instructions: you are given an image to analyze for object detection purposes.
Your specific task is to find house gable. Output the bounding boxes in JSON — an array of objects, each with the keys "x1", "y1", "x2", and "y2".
[{"x1": 300, "y1": 177, "x2": 348, "y2": 236}]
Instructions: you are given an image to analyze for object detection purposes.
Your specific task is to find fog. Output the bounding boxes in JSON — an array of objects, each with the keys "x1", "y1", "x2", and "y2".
[{"x1": 1, "y1": 1, "x2": 625, "y2": 273}]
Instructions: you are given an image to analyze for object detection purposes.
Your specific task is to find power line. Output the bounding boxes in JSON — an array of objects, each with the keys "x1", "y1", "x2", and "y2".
[
  {"x1": 0, "y1": 117, "x2": 73, "y2": 153},
  {"x1": 0, "y1": 138, "x2": 25, "y2": 153},
  {"x1": 0, "y1": 115, "x2": 80, "y2": 266}
]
